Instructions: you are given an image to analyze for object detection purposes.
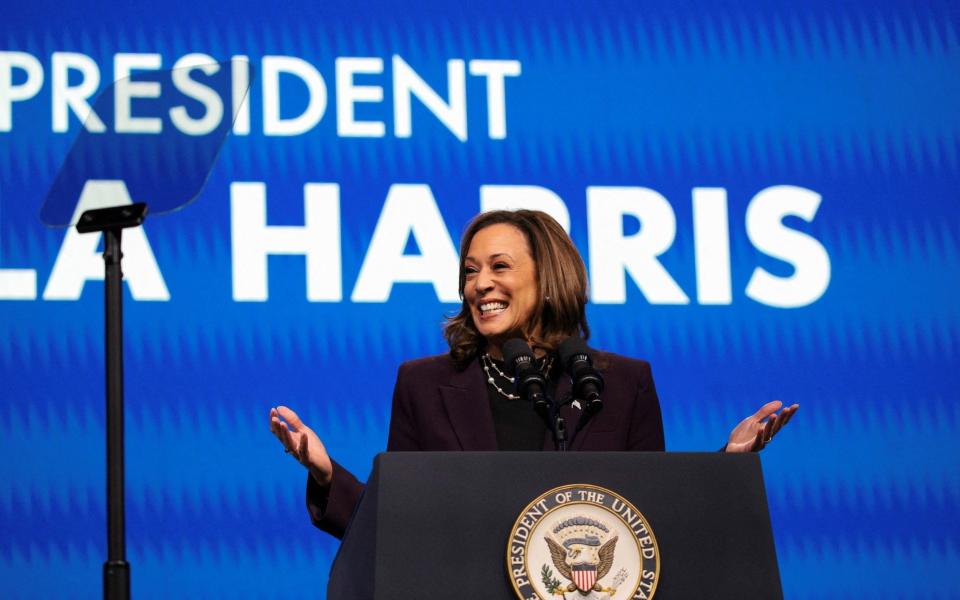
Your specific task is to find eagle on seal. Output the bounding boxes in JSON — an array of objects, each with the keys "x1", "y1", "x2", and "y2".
[{"x1": 545, "y1": 534, "x2": 618, "y2": 593}]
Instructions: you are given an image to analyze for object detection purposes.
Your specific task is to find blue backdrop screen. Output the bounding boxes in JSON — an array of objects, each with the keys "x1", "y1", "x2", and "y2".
[{"x1": 1, "y1": 1, "x2": 958, "y2": 598}]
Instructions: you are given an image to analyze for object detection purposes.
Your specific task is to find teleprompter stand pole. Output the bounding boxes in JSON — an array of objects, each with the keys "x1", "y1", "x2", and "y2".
[{"x1": 77, "y1": 202, "x2": 148, "y2": 600}]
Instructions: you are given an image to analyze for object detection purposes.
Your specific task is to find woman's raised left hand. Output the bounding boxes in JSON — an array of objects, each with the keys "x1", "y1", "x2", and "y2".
[{"x1": 724, "y1": 400, "x2": 799, "y2": 453}]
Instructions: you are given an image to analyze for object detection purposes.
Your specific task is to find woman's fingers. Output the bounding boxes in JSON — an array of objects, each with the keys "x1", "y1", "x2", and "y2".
[
  {"x1": 771, "y1": 407, "x2": 790, "y2": 437},
  {"x1": 276, "y1": 420, "x2": 299, "y2": 456},
  {"x1": 781, "y1": 404, "x2": 798, "y2": 428},
  {"x1": 269, "y1": 417, "x2": 287, "y2": 447},
  {"x1": 751, "y1": 427, "x2": 764, "y2": 452},
  {"x1": 298, "y1": 431, "x2": 309, "y2": 463},
  {"x1": 269, "y1": 409, "x2": 291, "y2": 446},
  {"x1": 269, "y1": 412, "x2": 284, "y2": 437},
  {"x1": 271, "y1": 407, "x2": 307, "y2": 456},
  {"x1": 766, "y1": 412, "x2": 781, "y2": 439},
  {"x1": 276, "y1": 406, "x2": 305, "y2": 432},
  {"x1": 728, "y1": 401, "x2": 798, "y2": 452},
  {"x1": 769, "y1": 404, "x2": 798, "y2": 441},
  {"x1": 270, "y1": 407, "x2": 331, "y2": 481},
  {"x1": 752, "y1": 400, "x2": 783, "y2": 422}
]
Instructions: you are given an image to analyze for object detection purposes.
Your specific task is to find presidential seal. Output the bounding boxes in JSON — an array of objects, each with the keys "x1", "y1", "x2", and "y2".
[{"x1": 506, "y1": 484, "x2": 660, "y2": 600}]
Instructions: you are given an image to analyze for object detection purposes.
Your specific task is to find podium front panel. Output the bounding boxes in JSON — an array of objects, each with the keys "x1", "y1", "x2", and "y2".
[{"x1": 329, "y1": 452, "x2": 781, "y2": 599}]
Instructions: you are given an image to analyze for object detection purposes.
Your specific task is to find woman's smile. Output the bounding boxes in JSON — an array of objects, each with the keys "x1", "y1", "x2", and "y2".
[{"x1": 463, "y1": 223, "x2": 539, "y2": 355}]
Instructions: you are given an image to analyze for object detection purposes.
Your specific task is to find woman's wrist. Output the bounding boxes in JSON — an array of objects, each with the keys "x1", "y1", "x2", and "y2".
[{"x1": 309, "y1": 462, "x2": 333, "y2": 489}]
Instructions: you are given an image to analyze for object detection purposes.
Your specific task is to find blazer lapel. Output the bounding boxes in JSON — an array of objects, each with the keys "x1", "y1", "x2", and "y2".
[{"x1": 440, "y1": 361, "x2": 498, "y2": 451}]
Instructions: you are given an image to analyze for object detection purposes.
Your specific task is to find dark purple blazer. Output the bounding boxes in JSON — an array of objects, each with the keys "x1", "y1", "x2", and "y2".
[{"x1": 306, "y1": 351, "x2": 665, "y2": 539}]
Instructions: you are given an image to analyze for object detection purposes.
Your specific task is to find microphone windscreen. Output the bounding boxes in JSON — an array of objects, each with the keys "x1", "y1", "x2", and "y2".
[
  {"x1": 558, "y1": 336, "x2": 590, "y2": 368},
  {"x1": 502, "y1": 338, "x2": 534, "y2": 376}
]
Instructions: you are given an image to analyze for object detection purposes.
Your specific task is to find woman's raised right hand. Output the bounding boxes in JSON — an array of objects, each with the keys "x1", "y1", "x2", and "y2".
[{"x1": 270, "y1": 406, "x2": 334, "y2": 489}]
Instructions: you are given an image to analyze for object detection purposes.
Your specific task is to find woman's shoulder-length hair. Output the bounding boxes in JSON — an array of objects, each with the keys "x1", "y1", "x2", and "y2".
[{"x1": 443, "y1": 209, "x2": 590, "y2": 369}]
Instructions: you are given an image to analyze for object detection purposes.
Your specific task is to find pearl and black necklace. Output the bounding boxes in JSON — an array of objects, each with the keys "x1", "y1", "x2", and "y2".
[{"x1": 481, "y1": 352, "x2": 554, "y2": 400}]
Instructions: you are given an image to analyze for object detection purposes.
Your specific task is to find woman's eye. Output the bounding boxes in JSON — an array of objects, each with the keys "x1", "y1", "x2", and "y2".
[
  {"x1": 464, "y1": 266, "x2": 479, "y2": 275},
  {"x1": 493, "y1": 262, "x2": 509, "y2": 270}
]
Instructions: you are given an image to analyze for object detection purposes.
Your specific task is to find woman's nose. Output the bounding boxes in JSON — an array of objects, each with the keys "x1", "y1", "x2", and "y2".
[{"x1": 474, "y1": 269, "x2": 494, "y2": 294}]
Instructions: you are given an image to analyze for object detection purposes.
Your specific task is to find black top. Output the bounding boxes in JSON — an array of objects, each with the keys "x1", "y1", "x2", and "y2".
[{"x1": 483, "y1": 355, "x2": 550, "y2": 450}]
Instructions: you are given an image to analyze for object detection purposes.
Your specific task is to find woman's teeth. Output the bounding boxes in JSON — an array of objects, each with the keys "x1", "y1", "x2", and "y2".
[{"x1": 480, "y1": 302, "x2": 507, "y2": 315}]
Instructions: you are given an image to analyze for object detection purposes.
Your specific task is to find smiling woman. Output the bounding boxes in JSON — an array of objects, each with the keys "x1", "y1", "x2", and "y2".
[
  {"x1": 269, "y1": 209, "x2": 798, "y2": 539},
  {"x1": 465, "y1": 224, "x2": 541, "y2": 348},
  {"x1": 447, "y1": 210, "x2": 589, "y2": 367}
]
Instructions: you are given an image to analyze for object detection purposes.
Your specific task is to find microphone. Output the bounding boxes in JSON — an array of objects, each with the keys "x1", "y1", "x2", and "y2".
[
  {"x1": 502, "y1": 339, "x2": 550, "y2": 419},
  {"x1": 558, "y1": 336, "x2": 604, "y2": 415}
]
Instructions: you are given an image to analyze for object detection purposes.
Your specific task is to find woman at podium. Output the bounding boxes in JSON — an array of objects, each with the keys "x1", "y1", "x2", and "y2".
[{"x1": 270, "y1": 210, "x2": 797, "y2": 539}]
